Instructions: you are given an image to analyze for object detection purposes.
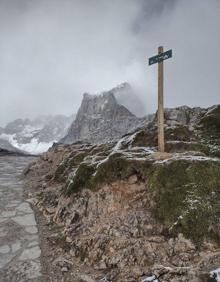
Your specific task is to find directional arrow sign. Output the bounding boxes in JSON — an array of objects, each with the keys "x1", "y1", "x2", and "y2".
[{"x1": 149, "y1": 49, "x2": 172, "y2": 65}]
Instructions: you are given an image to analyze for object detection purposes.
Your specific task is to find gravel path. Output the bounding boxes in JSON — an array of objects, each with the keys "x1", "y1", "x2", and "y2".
[{"x1": 0, "y1": 156, "x2": 42, "y2": 282}]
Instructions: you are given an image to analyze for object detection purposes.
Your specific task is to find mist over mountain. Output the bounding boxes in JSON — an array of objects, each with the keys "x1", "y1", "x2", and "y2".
[
  {"x1": 111, "y1": 83, "x2": 146, "y2": 117},
  {"x1": 0, "y1": 1, "x2": 219, "y2": 281},
  {"x1": 0, "y1": 0, "x2": 219, "y2": 126}
]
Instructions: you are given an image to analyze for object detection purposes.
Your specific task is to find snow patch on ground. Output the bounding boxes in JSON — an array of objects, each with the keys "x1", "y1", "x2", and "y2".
[
  {"x1": 166, "y1": 140, "x2": 199, "y2": 145},
  {"x1": 14, "y1": 138, "x2": 54, "y2": 154},
  {"x1": 155, "y1": 154, "x2": 220, "y2": 164},
  {"x1": 0, "y1": 133, "x2": 54, "y2": 154},
  {"x1": 210, "y1": 267, "x2": 220, "y2": 282},
  {"x1": 141, "y1": 275, "x2": 159, "y2": 282},
  {"x1": 95, "y1": 133, "x2": 152, "y2": 169}
]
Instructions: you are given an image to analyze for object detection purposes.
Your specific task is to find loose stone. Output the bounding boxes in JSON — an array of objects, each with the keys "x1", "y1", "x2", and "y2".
[
  {"x1": 13, "y1": 214, "x2": 36, "y2": 226},
  {"x1": 19, "y1": 246, "x2": 41, "y2": 261},
  {"x1": 0, "y1": 245, "x2": 10, "y2": 254}
]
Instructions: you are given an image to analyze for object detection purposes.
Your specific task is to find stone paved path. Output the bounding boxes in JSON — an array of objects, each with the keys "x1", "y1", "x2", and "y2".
[{"x1": 0, "y1": 156, "x2": 42, "y2": 282}]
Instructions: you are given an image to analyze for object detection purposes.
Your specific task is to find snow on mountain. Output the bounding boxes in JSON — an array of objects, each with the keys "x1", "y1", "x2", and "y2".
[
  {"x1": 0, "y1": 115, "x2": 74, "y2": 154},
  {"x1": 0, "y1": 133, "x2": 55, "y2": 155},
  {"x1": 0, "y1": 138, "x2": 27, "y2": 155}
]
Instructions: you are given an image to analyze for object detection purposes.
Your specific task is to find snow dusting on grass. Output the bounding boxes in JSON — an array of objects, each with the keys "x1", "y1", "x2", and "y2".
[
  {"x1": 155, "y1": 153, "x2": 220, "y2": 164},
  {"x1": 141, "y1": 275, "x2": 159, "y2": 282}
]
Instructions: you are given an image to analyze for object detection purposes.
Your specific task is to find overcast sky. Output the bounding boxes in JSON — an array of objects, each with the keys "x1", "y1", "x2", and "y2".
[{"x1": 0, "y1": 0, "x2": 219, "y2": 126}]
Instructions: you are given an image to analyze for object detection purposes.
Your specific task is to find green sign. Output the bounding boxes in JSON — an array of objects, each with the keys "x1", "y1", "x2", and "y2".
[{"x1": 149, "y1": 49, "x2": 172, "y2": 65}]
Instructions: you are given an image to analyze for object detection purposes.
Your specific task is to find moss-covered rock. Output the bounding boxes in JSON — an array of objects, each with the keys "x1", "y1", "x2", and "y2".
[
  {"x1": 67, "y1": 151, "x2": 88, "y2": 167},
  {"x1": 53, "y1": 151, "x2": 89, "y2": 183},
  {"x1": 65, "y1": 153, "x2": 152, "y2": 195},
  {"x1": 130, "y1": 125, "x2": 198, "y2": 151},
  {"x1": 54, "y1": 163, "x2": 67, "y2": 182},
  {"x1": 166, "y1": 141, "x2": 209, "y2": 154},
  {"x1": 90, "y1": 144, "x2": 113, "y2": 156},
  {"x1": 148, "y1": 158, "x2": 220, "y2": 246},
  {"x1": 131, "y1": 128, "x2": 157, "y2": 147},
  {"x1": 164, "y1": 125, "x2": 205, "y2": 154},
  {"x1": 199, "y1": 106, "x2": 220, "y2": 136},
  {"x1": 165, "y1": 125, "x2": 196, "y2": 142},
  {"x1": 198, "y1": 106, "x2": 220, "y2": 157},
  {"x1": 65, "y1": 163, "x2": 96, "y2": 195},
  {"x1": 90, "y1": 153, "x2": 150, "y2": 187}
]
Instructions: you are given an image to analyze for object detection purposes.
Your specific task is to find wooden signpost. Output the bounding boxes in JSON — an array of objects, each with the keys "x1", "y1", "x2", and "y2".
[{"x1": 149, "y1": 47, "x2": 172, "y2": 152}]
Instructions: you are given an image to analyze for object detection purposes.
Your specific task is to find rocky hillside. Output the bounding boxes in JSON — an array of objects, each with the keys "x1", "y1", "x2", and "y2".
[
  {"x1": 0, "y1": 115, "x2": 73, "y2": 154},
  {"x1": 24, "y1": 105, "x2": 220, "y2": 281}
]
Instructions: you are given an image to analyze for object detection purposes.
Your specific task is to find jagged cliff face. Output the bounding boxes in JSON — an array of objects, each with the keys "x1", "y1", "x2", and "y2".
[
  {"x1": 25, "y1": 105, "x2": 220, "y2": 281},
  {"x1": 62, "y1": 87, "x2": 145, "y2": 144},
  {"x1": 62, "y1": 80, "x2": 215, "y2": 146}
]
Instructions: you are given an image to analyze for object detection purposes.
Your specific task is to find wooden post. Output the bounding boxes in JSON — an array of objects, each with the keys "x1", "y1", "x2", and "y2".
[
  {"x1": 149, "y1": 46, "x2": 172, "y2": 152},
  {"x1": 158, "y1": 46, "x2": 165, "y2": 152}
]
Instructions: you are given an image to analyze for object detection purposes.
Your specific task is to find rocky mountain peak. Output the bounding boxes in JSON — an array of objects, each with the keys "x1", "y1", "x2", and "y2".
[
  {"x1": 78, "y1": 91, "x2": 118, "y2": 120},
  {"x1": 4, "y1": 118, "x2": 31, "y2": 134},
  {"x1": 61, "y1": 85, "x2": 141, "y2": 144},
  {"x1": 62, "y1": 83, "x2": 217, "y2": 145}
]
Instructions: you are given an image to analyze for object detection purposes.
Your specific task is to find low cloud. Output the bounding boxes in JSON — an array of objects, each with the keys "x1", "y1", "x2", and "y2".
[{"x1": 0, "y1": 0, "x2": 219, "y2": 125}]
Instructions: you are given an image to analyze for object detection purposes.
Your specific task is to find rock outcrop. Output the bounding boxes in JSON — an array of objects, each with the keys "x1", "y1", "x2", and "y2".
[
  {"x1": 163, "y1": 105, "x2": 206, "y2": 127},
  {"x1": 61, "y1": 86, "x2": 146, "y2": 144},
  {"x1": 24, "y1": 105, "x2": 220, "y2": 281}
]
